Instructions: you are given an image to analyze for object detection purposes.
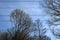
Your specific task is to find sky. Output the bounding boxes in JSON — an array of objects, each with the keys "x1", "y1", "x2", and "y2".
[{"x1": 0, "y1": 0, "x2": 60, "y2": 40}]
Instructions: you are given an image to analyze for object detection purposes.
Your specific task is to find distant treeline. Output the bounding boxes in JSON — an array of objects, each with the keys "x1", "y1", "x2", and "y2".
[{"x1": 0, "y1": 9, "x2": 51, "y2": 40}]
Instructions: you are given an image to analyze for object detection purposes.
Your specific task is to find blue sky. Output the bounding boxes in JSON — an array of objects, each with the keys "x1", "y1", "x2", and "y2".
[
  {"x1": 0, "y1": 0, "x2": 46, "y2": 31},
  {"x1": 0, "y1": 0, "x2": 60, "y2": 40}
]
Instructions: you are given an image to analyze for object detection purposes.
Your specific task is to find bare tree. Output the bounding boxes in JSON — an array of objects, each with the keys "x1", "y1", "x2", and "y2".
[
  {"x1": 40, "y1": 0, "x2": 60, "y2": 38},
  {"x1": 8, "y1": 9, "x2": 32, "y2": 40},
  {"x1": 34, "y1": 19, "x2": 50, "y2": 40}
]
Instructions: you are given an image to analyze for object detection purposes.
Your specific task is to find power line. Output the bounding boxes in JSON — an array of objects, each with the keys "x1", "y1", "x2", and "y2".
[
  {"x1": 0, "y1": 21, "x2": 11, "y2": 22},
  {"x1": 0, "y1": 14, "x2": 48, "y2": 22},
  {"x1": 0, "y1": 14, "x2": 48, "y2": 16},
  {"x1": 0, "y1": 7, "x2": 40, "y2": 9},
  {"x1": 0, "y1": 1, "x2": 40, "y2": 2},
  {"x1": 0, "y1": 15, "x2": 9, "y2": 16},
  {"x1": 0, "y1": 1, "x2": 40, "y2": 9},
  {"x1": 0, "y1": 19, "x2": 47, "y2": 22}
]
